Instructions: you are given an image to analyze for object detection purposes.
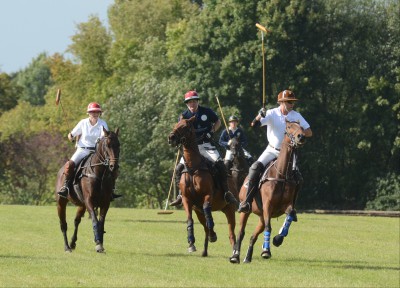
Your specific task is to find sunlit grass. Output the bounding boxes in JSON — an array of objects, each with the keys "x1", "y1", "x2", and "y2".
[{"x1": 0, "y1": 205, "x2": 398, "y2": 287}]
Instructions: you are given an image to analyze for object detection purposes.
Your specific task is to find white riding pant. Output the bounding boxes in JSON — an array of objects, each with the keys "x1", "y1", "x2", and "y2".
[
  {"x1": 70, "y1": 147, "x2": 94, "y2": 165},
  {"x1": 224, "y1": 148, "x2": 252, "y2": 161},
  {"x1": 257, "y1": 145, "x2": 280, "y2": 167},
  {"x1": 179, "y1": 142, "x2": 221, "y2": 164}
]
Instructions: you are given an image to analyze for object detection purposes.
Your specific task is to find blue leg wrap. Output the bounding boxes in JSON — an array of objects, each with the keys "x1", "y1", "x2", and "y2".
[
  {"x1": 203, "y1": 204, "x2": 214, "y2": 230},
  {"x1": 262, "y1": 231, "x2": 271, "y2": 250},
  {"x1": 279, "y1": 214, "x2": 294, "y2": 237}
]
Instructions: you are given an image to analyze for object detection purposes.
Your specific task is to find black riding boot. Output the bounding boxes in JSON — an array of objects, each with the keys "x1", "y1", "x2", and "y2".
[
  {"x1": 58, "y1": 160, "x2": 75, "y2": 198},
  {"x1": 224, "y1": 159, "x2": 233, "y2": 176},
  {"x1": 215, "y1": 160, "x2": 238, "y2": 208},
  {"x1": 238, "y1": 161, "x2": 264, "y2": 213},
  {"x1": 170, "y1": 163, "x2": 184, "y2": 207}
]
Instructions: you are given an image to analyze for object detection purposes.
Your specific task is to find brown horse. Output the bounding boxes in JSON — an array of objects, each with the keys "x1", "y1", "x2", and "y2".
[
  {"x1": 227, "y1": 136, "x2": 250, "y2": 197},
  {"x1": 230, "y1": 120, "x2": 306, "y2": 263},
  {"x1": 55, "y1": 128, "x2": 120, "y2": 253},
  {"x1": 168, "y1": 116, "x2": 236, "y2": 257}
]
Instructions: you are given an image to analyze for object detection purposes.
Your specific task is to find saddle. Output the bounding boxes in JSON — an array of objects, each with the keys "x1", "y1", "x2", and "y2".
[
  {"x1": 252, "y1": 159, "x2": 303, "y2": 211},
  {"x1": 181, "y1": 157, "x2": 223, "y2": 194},
  {"x1": 71, "y1": 154, "x2": 92, "y2": 202}
]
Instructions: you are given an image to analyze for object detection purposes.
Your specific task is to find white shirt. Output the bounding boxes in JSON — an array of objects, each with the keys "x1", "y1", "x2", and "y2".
[
  {"x1": 260, "y1": 107, "x2": 310, "y2": 149},
  {"x1": 71, "y1": 118, "x2": 109, "y2": 148}
]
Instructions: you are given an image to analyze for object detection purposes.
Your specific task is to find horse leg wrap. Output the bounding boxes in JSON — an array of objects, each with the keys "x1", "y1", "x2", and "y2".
[
  {"x1": 262, "y1": 231, "x2": 271, "y2": 250},
  {"x1": 187, "y1": 220, "x2": 195, "y2": 244},
  {"x1": 203, "y1": 202, "x2": 214, "y2": 230},
  {"x1": 278, "y1": 214, "x2": 294, "y2": 237}
]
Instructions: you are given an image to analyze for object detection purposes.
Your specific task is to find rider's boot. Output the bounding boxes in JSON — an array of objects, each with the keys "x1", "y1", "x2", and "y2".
[
  {"x1": 215, "y1": 160, "x2": 238, "y2": 208},
  {"x1": 58, "y1": 160, "x2": 75, "y2": 198},
  {"x1": 169, "y1": 163, "x2": 184, "y2": 207},
  {"x1": 111, "y1": 190, "x2": 123, "y2": 200},
  {"x1": 224, "y1": 159, "x2": 233, "y2": 176},
  {"x1": 238, "y1": 161, "x2": 264, "y2": 213}
]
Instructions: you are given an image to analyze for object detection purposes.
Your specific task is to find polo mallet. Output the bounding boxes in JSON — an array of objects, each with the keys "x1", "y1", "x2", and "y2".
[
  {"x1": 158, "y1": 149, "x2": 181, "y2": 215},
  {"x1": 215, "y1": 96, "x2": 231, "y2": 140},
  {"x1": 251, "y1": 23, "x2": 271, "y2": 127}
]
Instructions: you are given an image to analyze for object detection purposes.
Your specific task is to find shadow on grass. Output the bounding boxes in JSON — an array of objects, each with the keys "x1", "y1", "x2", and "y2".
[{"x1": 274, "y1": 257, "x2": 399, "y2": 271}]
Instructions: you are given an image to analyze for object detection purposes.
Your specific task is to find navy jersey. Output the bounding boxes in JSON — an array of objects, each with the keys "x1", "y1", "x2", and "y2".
[
  {"x1": 179, "y1": 106, "x2": 219, "y2": 141},
  {"x1": 219, "y1": 127, "x2": 248, "y2": 149}
]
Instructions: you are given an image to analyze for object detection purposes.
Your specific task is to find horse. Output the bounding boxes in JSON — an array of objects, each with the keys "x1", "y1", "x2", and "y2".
[
  {"x1": 230, "y1": 120, "x2": 306, "y2": 263},
  {"x1": 55, "y1": 127, "x2": 120, "y2": 253},
  {"x1": 168, "y1": 116, "x2": 236, "y2": 257},
  {"x1": 227, "y1": 136, "x2": 250, "y2": 198}
]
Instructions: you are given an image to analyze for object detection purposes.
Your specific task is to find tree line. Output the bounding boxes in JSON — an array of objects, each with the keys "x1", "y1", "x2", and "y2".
[{"x1": 0, "y1": 0, "x2": 398, "y2": 210}]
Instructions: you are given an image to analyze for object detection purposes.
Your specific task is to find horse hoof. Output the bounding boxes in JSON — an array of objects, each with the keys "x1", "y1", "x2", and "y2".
[
  {"x1": 243, "y1": 258, "x2": 251, "y2": 263},
  {"x1": 65, "y1": 248, "x2": 72, "y2": 253},
  {"x1": 261, "y1": 249, "x2": 271, "y2": 259},
  {"x1": 202, "y1": 251, "x2": 208, "y2": 257},
  {"x1": 273, "y1": 235, "x2": 284, "y2": 247},
  {"x1": 229, "y1": 255, "x2": 240, "y2": 264},
  {"x1": 188, "y1": 245, "x2": 197, "y2": 253},
  {"x1": 95, "y1": 244, "x2": 105, "y2": 253},
  {"x1": 209, "y1": 232, "x2": 217, "y2": 243}
]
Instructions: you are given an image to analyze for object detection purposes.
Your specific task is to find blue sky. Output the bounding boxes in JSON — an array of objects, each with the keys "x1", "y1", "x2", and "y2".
[{"x1": 0, "y1": 0, "x2": 114, "y2": 74}]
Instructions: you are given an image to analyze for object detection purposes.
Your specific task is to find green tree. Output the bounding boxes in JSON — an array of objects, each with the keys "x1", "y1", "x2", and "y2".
[
  {"x1": 14, "y1": 53, "x2": 52, "y2": 106},
  {"x1": 0, "y1": 72, "x2": 21, "y2": 116}
]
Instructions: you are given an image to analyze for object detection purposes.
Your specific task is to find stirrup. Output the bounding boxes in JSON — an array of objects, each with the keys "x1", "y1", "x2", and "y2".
[
  {"x1": 57, "y1": 186, "x2": 69, "y2": 199},
  {"x1": 112, "y1": 193, "x2": 123, "y2": 199},
  {"x1": 169, "y1": 195, "x2": 182, "y2": 207},
  {"x1": 237, "y1": 201, "x2": 251, "y2": 213}
]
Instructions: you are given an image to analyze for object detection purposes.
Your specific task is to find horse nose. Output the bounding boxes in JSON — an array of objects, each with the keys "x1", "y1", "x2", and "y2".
[{"x1": 298, "y1": 134, "x2": 305, "y2": 141}]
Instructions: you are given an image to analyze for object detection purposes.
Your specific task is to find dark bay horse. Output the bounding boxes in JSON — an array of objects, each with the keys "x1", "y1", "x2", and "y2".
[
  {"x1": 168, "y1": 116, "x2": 236, "y2": 257},
  {"x1": 55, "y1": 128, "x2": 120, "y2": 253},
  {"x1": 230, "y1": 120, "x2": 306, "y2": 263},
  {"x1": 227, "y1": 136, "x2": 250, "y2": 197}
]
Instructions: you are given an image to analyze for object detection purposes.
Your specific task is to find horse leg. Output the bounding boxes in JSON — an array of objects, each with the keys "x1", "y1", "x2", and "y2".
[
  {"x1": 243, "y1": 216, "x2": 265, "y2": 263},
  {"x1": 86, "y1": 204, "x2": 104, "y2": 253},
  {"x1": 273, "y1": 209, "x2": 296, "y2": 247},
  {"x1": 69, "y1": 205, "x2": 86, "y2": 250},
  {"x1": 203, "y1": 202, "x2": 217, "y2": 243},
  {"x1": 194, "y1": 209, "x2": 209, "y2": 257},
  {"x1": 230, "y1": 210, "x2": 249, "y2": 264},
  {"x1": 57, "y1": 198, "x2": 72, "y2": 252},
  {"x1": 96, "y1": 205, "x2": 110, "y2": 251},
  {"x1": 182, "y1": 197, "x2": 196, "y2": 253},
  {"x1": 261, "y1": 206, "x2": 272, "y2": 259}
]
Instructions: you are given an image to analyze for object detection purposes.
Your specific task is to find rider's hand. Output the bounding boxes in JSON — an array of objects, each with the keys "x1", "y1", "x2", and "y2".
[
  {"x1": 228, "y1": 139, "x2": 232, "y2": 145},
  {"x1": 258, "y1": 108, "x2": 266, "y2": 118},
  {"x1": 68, "y1": 133, "x2": 75, "y2": 142},
  {"x1": 205, "y1": 132, "x2": 213, "y2": 140}
]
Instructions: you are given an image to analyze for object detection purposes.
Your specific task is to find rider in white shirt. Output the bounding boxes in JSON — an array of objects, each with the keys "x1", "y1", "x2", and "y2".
[
  {"x1": 237, "y1": 90, "x2": 312, "y2": 213},
  {"x1": 58, "y1": 102, "x2": 121, "y2": 200}
]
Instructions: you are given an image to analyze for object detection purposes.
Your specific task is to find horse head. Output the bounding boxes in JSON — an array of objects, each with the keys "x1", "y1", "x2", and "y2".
[
  {"x1": 97, "y1": 127, "x2": 120, "y2": 172},
  {"x1": 229, "y1": 136, "x2": 244, "y2": 157},
  {"x1": 284, "y1": 120, "x2": 306, "y2": 148},
  {"x1": 168, "y1": 116, "x2": 196, "y2": 148}
]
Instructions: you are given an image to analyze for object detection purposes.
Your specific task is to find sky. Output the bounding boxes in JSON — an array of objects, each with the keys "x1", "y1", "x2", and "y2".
[{"x1": 0, "y1": 0, "x2": 114, "y2": 74}]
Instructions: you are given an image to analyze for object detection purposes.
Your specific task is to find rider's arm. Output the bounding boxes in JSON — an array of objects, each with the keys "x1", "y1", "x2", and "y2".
[
  {"x1": 211, "y1": 119, "x2": 221, "y2": 133},
  {"x1": 304, "y1": 127, "x2": 312, "y2": 138}
]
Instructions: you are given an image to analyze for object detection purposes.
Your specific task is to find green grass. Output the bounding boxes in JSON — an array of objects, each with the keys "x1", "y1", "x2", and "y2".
[{"x1": 0, "y1": 205, "x2": 399, "y2": 287}]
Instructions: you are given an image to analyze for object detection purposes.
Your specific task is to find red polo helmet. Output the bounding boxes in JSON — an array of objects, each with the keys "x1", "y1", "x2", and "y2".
[
  {"x1": 184, "y1": 90, "x2": 200, "y2": 103},
  {"x1": 87, "y1": 102, "x2": 102, "y2": 112}
]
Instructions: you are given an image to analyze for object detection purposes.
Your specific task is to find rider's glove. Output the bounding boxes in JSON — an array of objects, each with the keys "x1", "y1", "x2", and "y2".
[
  {"x1": 258, "y1": 108, "x2": 266, "y2": 118},
  {"x1": 205, "y1": 132, "x2": 213, "y2": 140},
  {"x1": 228, "y1": 139, "x2": 232, "y2": 146}
]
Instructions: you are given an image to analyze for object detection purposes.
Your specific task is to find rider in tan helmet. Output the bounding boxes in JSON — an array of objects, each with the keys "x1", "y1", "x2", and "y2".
[{"x1": 237, "y1": 90, "x2": 312, "y2": 214}]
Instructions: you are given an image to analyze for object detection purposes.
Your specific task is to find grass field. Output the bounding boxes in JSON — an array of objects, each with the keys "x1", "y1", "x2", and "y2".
[{"x1": 0, "y1": 205, "x2": 398, "y2": 287}]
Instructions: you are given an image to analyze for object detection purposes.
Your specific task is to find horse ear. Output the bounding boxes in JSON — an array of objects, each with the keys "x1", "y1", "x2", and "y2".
[
  {"x1": 189, "y1": 116, "x2": 196, "y2": 122},
  {"x1": 115, "y1": 127, "x2": 120, "y2": 136},
  {"x1": 103, "y1": 127, "x2": 110, "y2": 136}
]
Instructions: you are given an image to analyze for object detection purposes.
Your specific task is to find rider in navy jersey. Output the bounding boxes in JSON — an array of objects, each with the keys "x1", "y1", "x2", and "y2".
[{"x1": 169, "y1": 90, "x2": 238, "y2": 207}]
